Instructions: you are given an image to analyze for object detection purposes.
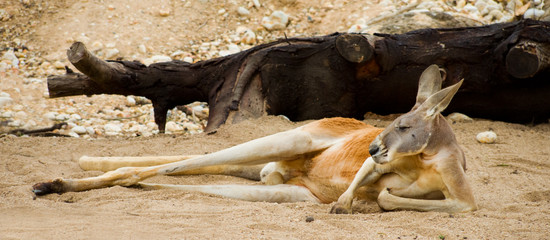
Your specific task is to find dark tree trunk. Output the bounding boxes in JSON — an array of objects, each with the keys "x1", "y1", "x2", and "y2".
[{"x1": 48, "y1": 19, "x2": 550, "y2": 132}]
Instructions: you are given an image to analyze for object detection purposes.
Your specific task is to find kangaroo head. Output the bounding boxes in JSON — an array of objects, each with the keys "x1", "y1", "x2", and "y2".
[{"x1": 369, "y1": 65, "x2": 463, "y2": 164}]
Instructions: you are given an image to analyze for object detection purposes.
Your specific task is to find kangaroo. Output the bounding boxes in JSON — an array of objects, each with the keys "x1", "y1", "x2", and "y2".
[{"x1": 33, "y1": 65, "x2": 477, "y2": 213}]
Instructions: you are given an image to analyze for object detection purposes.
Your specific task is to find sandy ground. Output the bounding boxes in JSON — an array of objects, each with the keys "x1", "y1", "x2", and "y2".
[
  {"x1": 1, "y1": 116, "x2": 550, "y2": 239},
  {"x1": 1, "y1": 0, "x2": 550, "y2": 239}
]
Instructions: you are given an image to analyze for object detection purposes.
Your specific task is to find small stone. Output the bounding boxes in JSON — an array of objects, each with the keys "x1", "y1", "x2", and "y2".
[
  {"x1": 261, "y1": 11, "x2": 289, "y2": 31},
  {"x1": 138, "y1": 44, "x2": 147, "y2": 54},
  {"x1": 252, "y1": 0, "x2": 261, "y2": 8},
  {"x1": 237, "y1": 7, "x2": 250, "y2": 16},
  {"x1": 143, "y1": 55, "x2": 172, "y2": 66},
  {"x1": 159, "y1": 9, "x2": 171, "y2": 17},
  {"x1": 107, "y1": 4, "x2": 115, "y2": 10},
  {"x1": 1, "y1": 111, "x2": 13, "y2": 118},
  {"x1": 91, "y1": 41, "x2": 104, "y2": 52},
  {"x1": 104, "y1": 123, "x2": 122, "y2": 136},
  {"x1": 476, "y1": 131, "x2": 497, "y2": 144},
  {"x1": 86, "y1": 127, "x2": 95, "y2": 135},
  {"x1": 0, "y1": 96, "x2": 13, "y2": 107},
  {"x1": 44, "y1": 112, "x2": 57, "y2": 120},
  {"x1": 105, "y1": 48, "x2": 120, "y2": 59},
  {"x1": 347, "y1": 24, "x2": 368, "y2": 33},
  {"x1": 70, "y1": 113, "x2": 82, "y2": 121},
  {"x1": 53, "y1": 61, "x2": 65, "y2": 69},
  {"x1": 2, "y1": 49, "x2": 19, "y2": 68},
  {"x1": 165, "y1": 121, "x2": 183, "y2": 133},
  {"x1": 305, "y1": 216, "x2": 314, "y2": 222},
  {"x1": 72, "y1": 126, "x2": 87, "y2": 135},
  {"x1": 524, "y1": 8, "x2": 545, "y2": 19},
  {"x1": 240, "y1": 29, "x2": 257, "y2": 45},
  {"x1": 126, "y1": 96, "x2": 136, "y2": 106},
  {"x1": 68, "y1": 131, "x2": 80, "y2": 138},
  {"x1": 218, "y1": 9, "x2": 226, "y2": 15},
  {"x1": 447, "y1": 112, "x2": 473, "y2": 123},
  {"x1": 14, "y1": 111, "x2": 27, "y2": 119},
  {"x1": 55, "y1": 113, "x2": 70, "y2": 121},
  {"x1": 183, "y1": 56, "x2": 194, "y2": 63}
]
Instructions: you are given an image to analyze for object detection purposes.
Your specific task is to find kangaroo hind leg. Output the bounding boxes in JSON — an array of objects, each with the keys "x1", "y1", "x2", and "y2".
[{"x1": 138, "y1": 183, "x2": 321, "y2": 203}]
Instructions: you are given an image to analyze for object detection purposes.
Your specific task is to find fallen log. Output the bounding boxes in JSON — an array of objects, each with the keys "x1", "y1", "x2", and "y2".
[{"x1": 48, "y1": 19, "x2": 550, "y2": 132}]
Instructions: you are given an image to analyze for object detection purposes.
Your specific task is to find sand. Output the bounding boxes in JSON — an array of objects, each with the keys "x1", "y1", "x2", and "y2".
[{"x1": 1, "y1": 115, "x2": 550, "y2": 239}]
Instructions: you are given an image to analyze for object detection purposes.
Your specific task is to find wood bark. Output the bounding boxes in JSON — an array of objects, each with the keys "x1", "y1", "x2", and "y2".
[{"x1": 48, "y1": 19, "x2": 550, "y2": 132}]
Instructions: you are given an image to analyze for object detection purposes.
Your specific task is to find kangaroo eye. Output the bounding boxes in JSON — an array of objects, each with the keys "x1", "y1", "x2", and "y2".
[{"x1": 397, "y1": 125, "x2": 410, "y2": 131}]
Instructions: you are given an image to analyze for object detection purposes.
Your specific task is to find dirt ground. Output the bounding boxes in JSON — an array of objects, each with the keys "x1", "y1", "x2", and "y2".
[
  {"x1": 1, "y1": 0, "x2": 550, "y2": 239},
  {"x1": 1, "y1": 116, "x2": 550, "y2": 239}
]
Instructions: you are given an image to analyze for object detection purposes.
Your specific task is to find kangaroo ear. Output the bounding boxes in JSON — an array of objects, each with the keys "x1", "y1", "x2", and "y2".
[
  {"x1": 413, "y1": 65, "x2": 445, "y2": 110},
  {"x1": 419, "y1": 79, "x2": 463, "y2": 118}
]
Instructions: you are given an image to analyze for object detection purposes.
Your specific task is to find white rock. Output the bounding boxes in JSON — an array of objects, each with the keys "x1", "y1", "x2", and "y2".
[
  {"x1": 126, "y1": 96, "x2": 136, "y2": 106},
  {"x1": 159, "y1": 9, "x2": 171, "y2": 17},
  {"x1": 347, "y1": 24, "x2": 368, "y2": 33},
  {"x1": 524, "y1": 8, "x2": 545, "y2": 19},
  {"x1": 447, "y1": 112, "x2": 473, "y2": 123},
  {"x1": 75, "y1": 34, "x2": 91, "y2": 44},
  {"x1": 91, "y1": 41, "x2": 104, "y2": 52},
  {"x1": 0, "y1": 96, "x2": 13, "y2": 106},
  {"x1": 252, "y1": 0, "x2": 261, "y2": 8},
  {"x1": 165, "y1": 121, "x2": 183, "y2": 133},
  {"x1": 14, "y1": 111, "x2": 27, "y2": 119},
  {"x1": 218, "y1": 9, "x2": 226, "y2": 15},
  {"x1": 104, "y1": 123, "x2": 122, "y2": 136},
  {"x1": 182, "y1": 121, "x2": 200, "y2": 131},
  {"x1": 261, "y1": 11, "x2": 289, "y2": 31},
  {"x1": 138, "y1": 44, "x2": 147, "y2": 54},
  {"x1": 463, "y1": 4, "x2": 478, "y2": 13},
  {"x1": 68, "y1": 131, "x2": 80, "y2": 138},
  {"x1": 237, "y1": 7, "x2": 250, "y2": 16},
  {"x1": 1, "y1": 111, "x2": 13, "y2": 118},
  {"x1": 8, "y1": 120, "x2": 22, "y2": 127},
  {"x1": 183, "y1": 56, "x2": 194, "y2": 63},
  {"x1": 2, "y1": 49, "x2": 19, "y2": 68},
  {"x1": 70, "y1": 113, "x2": 82, "y2": 120},
  {"x1": 240, "y1": 29, "x2": 257, "y2": 45},
  {"x1": 476, "y1": 131, "x2": 497, "y2": 144},
  {"x1": 72, "y1": 126, "x2": 87, "y2": 135},
  {"x1": 86, "y1": 127, "x2": 95, "y2": 135},
  {"x1": 534, "y1": 0, "x2": 542, "y2": 6},
  {"x1": 105, "y1": 48, "x2": 120, "y2": 59},
  {"x1": 0, "y1": 92, "x2": 10, "y2": 97},
  {"x1": 53, "y1": 61, "x2": 65, "y2": 69},
  {"x1": 44, "y1": 112, "x2": 58, "y2": 120},
  {"x1": 55, "y1": 113, "x2": 70, "y2": 121},
  {"x1": 143, "y1": 55, "x2": 172, "y2": 66}
]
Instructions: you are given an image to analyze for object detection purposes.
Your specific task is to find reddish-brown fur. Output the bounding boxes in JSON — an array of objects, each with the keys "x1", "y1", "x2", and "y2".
[{"x1": 283, "y1": 118, "x2": 384, "y2": 203}]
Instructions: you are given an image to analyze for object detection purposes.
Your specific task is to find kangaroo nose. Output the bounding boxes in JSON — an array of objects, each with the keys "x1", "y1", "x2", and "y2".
[{"x1": 369, "y1": 144, "x2": 379, "y2": 156}]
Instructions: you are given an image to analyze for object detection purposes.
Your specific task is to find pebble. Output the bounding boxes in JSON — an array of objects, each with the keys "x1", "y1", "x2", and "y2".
[
  {"x1": 104, "y1": 123, "x2": 123, "y2": 136},
  {"x1": 476, "y1": 131, "x2": 497, "y2": 144},
  {"x1": 143, "y1": 55, "x2": 172, "y2": 65},
  {"x1": 165, "y1": 121, "x2": 184, "y2": 133},
  {"x1": 126, "y1": 96, "x2": 136, "y2": 106},
  {"x1": 261, "y1": 11, "x2": 289, "y2": 31},
  {"x1": 237, "y1": 7, "x2": 250, "y2": 16},
  {"x1": 252, "y1": 0, "x2": 261, "y2": 8},
  {"x1": 447, "y1": 112, "x2": 473, "y2": 123},
  {"x1": 0, "y1": 97, "x2": 13, "y2": 107},
  {"x1": 105, "y1": 48, "x2": 120, "y2": 59},
  {"x1": 159, "y1": 9, "x2": 171, "y2": 17},
  {"x1": 138, "y1": 44, "x2": 147, "y2": 54},
  {"x1": 53, "y1": 61, "x2": 65, "y2": 69},
  {"x1": 524, "y1": 8, "x2": 545, "y2": 19},
  {"x1": 72, "y1": 125, "x2": 87, "y2": 135}
]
